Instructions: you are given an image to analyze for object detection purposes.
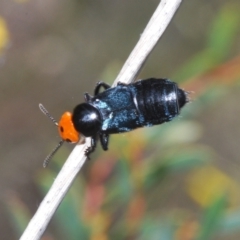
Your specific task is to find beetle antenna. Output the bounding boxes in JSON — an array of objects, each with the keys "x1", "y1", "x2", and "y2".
[
  {"x1": 39, "y1": 103, "x2": 65, "y2": 167},
  {"x1": 39, "y1": 103, "x2": 58, "y2": 126},
  {"x1": 43, "y1": 140, "x2": 64, "y2": 168}
]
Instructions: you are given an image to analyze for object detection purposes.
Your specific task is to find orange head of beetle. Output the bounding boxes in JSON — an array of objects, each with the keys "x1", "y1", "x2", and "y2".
[
  {"x1": 58, "y1": 112, "x2": 79, "y2": 143},
  {"x1": 39, "y1": 103, "x2": 85, "y2": 168}
]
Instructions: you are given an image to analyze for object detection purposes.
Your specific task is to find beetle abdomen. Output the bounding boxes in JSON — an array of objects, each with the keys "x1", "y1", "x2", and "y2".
[
  {"x1": 89, "y1": 78, "x2": 187, "y2": 134},
  {"x1": 132, "y1": 78, "x2": 187, "y2": 126}
]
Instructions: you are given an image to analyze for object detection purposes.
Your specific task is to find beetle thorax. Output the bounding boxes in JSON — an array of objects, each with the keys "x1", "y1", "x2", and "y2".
[{"x1": 72, "y1": 103, "x2": 102, "y2": 137}]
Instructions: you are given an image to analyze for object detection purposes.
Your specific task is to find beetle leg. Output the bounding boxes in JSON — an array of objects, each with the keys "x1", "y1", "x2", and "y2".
[
  {"x1": 94, "y1": 82, "x2": 111, "y2": 96},
  {"x1": 85, "y1": 136, "x2": 97, "y2": 159},
  {"x1": 117, "y1": 82, "x2": 128, "y2": 86},
  {"x1": 84, "y1": 93, "x2": 93, "y2": 102},
  {"x1": 99, "y1": 133, "x2": 109, "y2": 151}
]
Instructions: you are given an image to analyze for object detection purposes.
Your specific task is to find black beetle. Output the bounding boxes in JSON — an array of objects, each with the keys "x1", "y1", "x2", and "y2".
[{"x1": 40, "y1": 78, "x2": 188, "y2": 166}]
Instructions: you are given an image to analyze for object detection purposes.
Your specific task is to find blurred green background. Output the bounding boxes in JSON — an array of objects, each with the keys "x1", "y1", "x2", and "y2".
[{"x1": 0, "y1": 0, "x2": 240, "y2": 239}]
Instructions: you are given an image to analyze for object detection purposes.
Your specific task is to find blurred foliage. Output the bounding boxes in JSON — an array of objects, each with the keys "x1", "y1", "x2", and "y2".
[
  {"x1": 0, "y1": 16, "x2": 9, "y2": 55},
  {"x1": 5, "y1": 2, "x2": 240, "y2": 240}
]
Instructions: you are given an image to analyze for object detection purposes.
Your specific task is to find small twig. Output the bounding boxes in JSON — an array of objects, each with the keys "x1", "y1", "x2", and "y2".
[{"x1": 20, "y1": 1, "x2": 182, "y2": 239}]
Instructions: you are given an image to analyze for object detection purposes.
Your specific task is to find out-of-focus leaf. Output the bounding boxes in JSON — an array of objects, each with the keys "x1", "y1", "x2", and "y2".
[
  {"x1": 114, "y1": 158, "x2": 133, "y2": 203},
  {"x1": 196, "y1": 194, "x2": 227, "y2": 240},
  {"x1": 175, "y1": 4, "x2": 240, "y2": 81},
  {"x1": 88, "y1": 211, "x2": 110, "y2": 240},
  {"x1": 145, "y1": 146, "x2": 212, "y2": 189},
  {"x1": 175, "y1": 50, "x2": 221, "y2": 82},
  {"x1": 187, "y1": 85, "x2": 228, "y2": 117},
  {"x1": 139, "y1": 218, "x2": 175, "y2": 240},
  {"x1": 207, "y1": 4, "x2": 240, "y2": 59},
  {"x1": 156, "y1": 121, "x2": 203, "y2": 148},
  {"x1": 144, "y1": 120, "x2": 203, "y2": 150},
  {"x1": 184, "y1": 55, "x2": 240, "y2": 96},
  {"x1": 218, "y1": 209, "x2": 240, "y2": 233},
  {"x1": 186, "y1": 166, "x2": 240, "y2": 208}
]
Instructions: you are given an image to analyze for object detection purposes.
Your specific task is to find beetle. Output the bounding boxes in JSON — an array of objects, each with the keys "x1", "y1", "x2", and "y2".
[{"x1": 40, "y1": 78, "x2": 188, "y2": 167}]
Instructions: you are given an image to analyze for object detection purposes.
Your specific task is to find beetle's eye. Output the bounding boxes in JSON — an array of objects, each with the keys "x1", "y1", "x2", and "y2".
[
  {"x1": 60, "y1": 126, "x2": 64, "y2": 132},
  {"x1": 66, "y1": 139, "x2": 71, "y2": 143}
]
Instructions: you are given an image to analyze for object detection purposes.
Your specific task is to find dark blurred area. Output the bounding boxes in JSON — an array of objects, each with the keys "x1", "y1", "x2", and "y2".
[{"x1": 0, "y1": 0, "x2": 240, "y2": 239}]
